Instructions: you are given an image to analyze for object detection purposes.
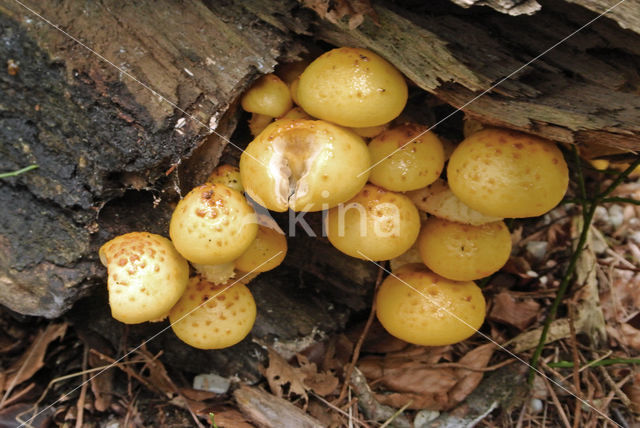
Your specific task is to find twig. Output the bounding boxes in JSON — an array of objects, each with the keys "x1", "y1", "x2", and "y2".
[
  {"x1": 379, "y1": 400, "x2": 412, "y2": 428},
  {"x1": 428, "y1": 358, "x2": 516, "y2": 372},
  {"x1": 336, "y1": 266, "x2": 384, "y2": 404},
  {"x1": 548, "y1": 357, "x2": 640, "y2": 370},
  {"x1": 0, "y1": 164, "x2": 38, "y2": 179},
  {"x1": 568, "y1": 305, "x2": 582, "y2": 428},
  {"x1": 309, "y1": 391, "x2": 369, "y2": 428},
  {"x1": 541, "y1": 373, "x2": 572, "y2": 428},
  {"x1": 75, "y1": 346, "x2": 89, "y2": 428},
  {"x1": 600, "y1": 197, "x2": 640, "y2": 205},
  {"x1": 598, "y1": 366, "x2": 631, "y2": 408}
]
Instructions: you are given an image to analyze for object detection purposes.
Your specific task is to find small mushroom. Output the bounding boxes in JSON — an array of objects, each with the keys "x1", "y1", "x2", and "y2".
[
  {"x1": 206, "y1": 164, "x2": 243, "y2": 193},
  {"x1": 240, "y1": 119, "x2": 371, "y2": 212},
  {"x1": 241, "y1": 74, "x2": 293, "y2": 118},
  {"x1": 375, "y1": 263, "x2": 486, "y2": 346},
  {"x1": 169, "y1": 183, "x2": 258, "y2": 265},
  {"x1": 368, "y1": 123, "x2": 445, "y2": 192},
  {"x1": 169, "y1": 276, "x2": 257, "y2": 349},
  {"x1": 297, "y1": 47, "x2": 408, "y2": 127},
  {"x1": 99, "y1": 232, "x2": 189, "y2": 324},
  {"x1": 235, "y1": 225, "x2": 287, "y2": 274},
  {"x1": 248, "y1": 113, "x2": 274, "y2": 138},
  {"x1": 447, "y1": 128, "x2": 569, "y2": 218},
  {"x1": 417, "y1": 217, "x2": 512, "y2": 281},
  {"x1": 406, "y1": 179, "x2": 502, "y2": 226},
  {"x1": 325, "y1": 184, "x2": 421, "y2": 261}
]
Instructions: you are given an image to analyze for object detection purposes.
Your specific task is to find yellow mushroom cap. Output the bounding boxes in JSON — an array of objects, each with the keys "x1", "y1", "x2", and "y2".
[
  {"x1": 169, "y1": 183, "x2": 258, "y2": 265},
  {"x1": 406, "y1": 179, "x2": 502, "y2": 226},
  {"x1": 325, "y1": 184, "x2": 421, "y2": 261},
  {"x1": 279, "y1": 106, "x2": 313, "y2": 121},
  {"x1": 447, "y1": 128, "x2": 569, "y2": 218},
  {"x1": 297, "y1": 47, "x2": 408, "y2": 127},
  {"x1": 206, "y1": 164, "x2": 243, "y2": 193},
  {"x1": 235, "y1": 225, "x2": 287, "y2": 273},
  {"x1": 368, "y1": 123, "x2": 445, "y2": 192},
  {"x1": 99, "y1": 232, "x2": 189, "y2": 324},
  {"x1": 248, "y1": 113, "x2": 274, "y2": 138},
  {"x1": 417, "y1": 218, "x2": 512, "y2": 281},
  {"x1": 350, "y1": 123, "x2": 388, "y2": 139},
  {"x1": 241, "y1": 74, "x2": 293, "y2": 118},
  {"x1": 169, "y1": 277, "x2": 257, "y2": 349},
  {"x1": 376, "y1": 264, "x2": 486, "y2": 346},
  {"x1": 240, "y1": 119, "x2": 371, "y2": 212}
]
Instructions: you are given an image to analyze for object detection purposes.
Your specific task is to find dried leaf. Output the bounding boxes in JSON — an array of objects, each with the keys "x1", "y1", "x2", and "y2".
[
  {"x1": 623, "y1": 373, "x2": 640, "y2": 413},
  {"x1": 210, "y1": 408, "x2": 254, "y2": 428},
  {"x1": 262, "y1": 348, "x2": 309, "y2": 405},
  {"x1": 447, "y1": 344, "x2": 496, "y2": 408},
  {"x1": 3, "y1": 323, "x2": 67, "y2": 393},
  {"x1": 489, "y1": 292, "x2": 540, "y2": 330},
  {"x1": 375, "y1": 391, "x2": 447, "y2": 410},
  {"x1": 296, "y1": 355, "x2": 339, "y2": 396},
  {"x1": 299, "y1": 0, "x2": 377, "y2": 29},
  {"x1": 88, "y1": 352, "x2": 112, "y2": 412}
]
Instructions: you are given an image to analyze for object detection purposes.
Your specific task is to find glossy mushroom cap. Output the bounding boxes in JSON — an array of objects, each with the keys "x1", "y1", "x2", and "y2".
[
  {"x1": 241, "y1": 74, "x2": 293, "y2": 118},
  {"x1": 99, "y1": 232, "x2": 189, "y2": 324},
  {"x1": 447, "y1": 128, "x2": 569, "y2": 218},
  {"x1": 235, "y1": 225, "x2": 287, "y2": 273},
  {"x1": 206, "y1": 164, "x2": 243, "y2": 193},
  {"x1": 325, "y1": 184, "x2": 421, "y2": 261},
  {"x1": 368, "y1": 123, "x2": 445, "y2": 192},
  {"x1": 297, "y1": 47, "x2": 408, "y2": 127},
  {"x1": 376, "y1": 264, "x2": 486, "y2": 346},
  {"x1": 169, "y1": 276, "x2": 257, "y2": 349},
  {"x1": 169, "y1": 183, "x2": 258, "y2": 265},
  {"x1": 417, "y1": 217, "x2": 512, "y2": 281},
  {"x1": 240, "y1": 119, "x2": 370, "y2": 212}
]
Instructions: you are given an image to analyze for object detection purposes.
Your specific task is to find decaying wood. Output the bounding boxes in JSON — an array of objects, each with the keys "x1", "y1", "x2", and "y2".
[
  {"x1": 449, "y1": 0, "x2": 541, "y2": 16},
  {"x1": 234, "y1": 385, "x2": 324, "y2": 428}
]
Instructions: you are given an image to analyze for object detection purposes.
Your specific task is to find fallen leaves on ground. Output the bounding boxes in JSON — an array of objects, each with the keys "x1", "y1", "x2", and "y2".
[
  {"x1": 1, "y1": 323, "x2": 67, "y2": 399},
  {"x1": 489, "y1": 292, "x2": 540, "y2": 330},
  {"x1": 262, "y1": 347, "x2": 339, "y2": 407},
  {"x1": 357, "y1": 343, "x2": 496, "y2": 410}
]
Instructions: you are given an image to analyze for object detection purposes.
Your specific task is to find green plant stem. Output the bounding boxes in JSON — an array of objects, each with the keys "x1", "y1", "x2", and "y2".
[
  {"x1": 548, "y1": 358, "x2": 640, "y2": 369},
  {"x1": 527, "y1": 202, "x2": 598, "y2": 384},
  {"x1": 0, "y1": 164, "x2": 39, "y2": 178},
  {"x1": 598, "y1": 156, "x2": 640, "y2": 199},
  {"x1": 600, "y1": 197, "x2": 640, "y2": 205}
]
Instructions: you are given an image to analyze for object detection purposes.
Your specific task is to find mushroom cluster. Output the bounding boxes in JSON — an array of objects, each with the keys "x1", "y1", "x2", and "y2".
[{"x1": 100, "y1": 46, "x2": 569, "y2": 350}]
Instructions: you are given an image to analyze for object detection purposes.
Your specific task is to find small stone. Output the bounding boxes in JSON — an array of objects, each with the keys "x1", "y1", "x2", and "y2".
[
  {"x1": 608, "y1": 205, "x2": 624, "y2": 229},
  {"x1": 414, "y1": 409, "x2": 440, "y2": 427},
  {"x1": 529, "y1": 398, "x2": 544, "y2": 413},
  {"x1": 630, "y1": 231, "x2": 640, "y2": 245},
  {"x1": 526, "y1": 241, "x2": 547, "y2": 261},
  {"x1": 193, "y1": 373, "x2": 231, "y2": 394}
]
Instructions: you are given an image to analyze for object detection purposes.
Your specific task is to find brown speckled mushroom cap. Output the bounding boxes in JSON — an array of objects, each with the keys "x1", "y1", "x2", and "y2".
[
  {"x1": 169, "y1": 276, "x2": 257, "y2": 349},
  {"x1": 99, "y1": 232, "x2": 189, "y2": 324},
  {"x1": 169, "y1": 183, "x2": 258, "y2": 265},
  {"x1": 447, "y1": 128, "x2": 569, "y2": 218}
]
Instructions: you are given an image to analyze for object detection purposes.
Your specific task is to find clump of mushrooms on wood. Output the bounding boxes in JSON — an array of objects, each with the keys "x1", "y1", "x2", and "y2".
[{"x1": 100, "y1": 46, "x2": 569, "y2": 349}]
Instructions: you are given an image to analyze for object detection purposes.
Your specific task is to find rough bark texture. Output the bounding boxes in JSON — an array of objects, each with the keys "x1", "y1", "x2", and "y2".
[{"x1": 1, "y1": 0, "x2": 640, "y2": 378}]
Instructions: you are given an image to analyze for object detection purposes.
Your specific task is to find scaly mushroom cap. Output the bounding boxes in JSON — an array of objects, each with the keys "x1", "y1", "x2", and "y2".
[
  {"x1": 206, "y1": 164, "x2": 243, "y2": 193},
  {"x1": 99, "y1": 232, "x2": 189, "y2": 324},
  {"x1": 447, "y1": 128, "x2": 569, "y2": 218},
  {"x1": 169, "y1": 183, "x2": 258, "y2": 265},
  {"x1": 241, "y1": 74, "x2": 293, "y2": 118},
  {"x1": 376, "y1": 264, "x2": 486, "y2": 346},
  {"x1": 169, "y1": 276, "x2": 257, "y2": 349},
  {"x1": 325, "y1": 184, "x2": 421, "y2": 261},
  {"x1": 240, "y1": 119, "x2": 371, "y2": 212},
  {"x1": 417, "y1": 217, "x2": 512, "y2": 281},
  {"x1": 406, "y1": 179, "x2": 502, "y2": 226},
  {"x1": 368, "y1": 123, "x2": 445, "y2": 192},
  {"x1": 297, "y1": 47, "x2": 408, "y2": 127},
  {"x1": 235, "y1": 225, "x2": 287, "y2": 273}
]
